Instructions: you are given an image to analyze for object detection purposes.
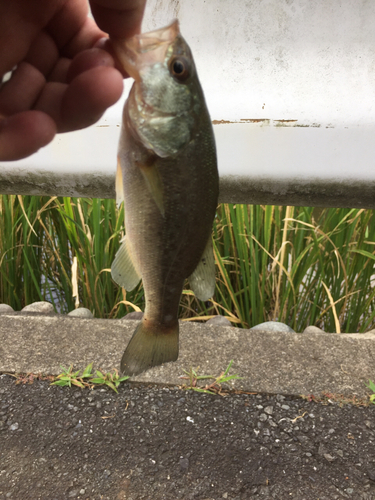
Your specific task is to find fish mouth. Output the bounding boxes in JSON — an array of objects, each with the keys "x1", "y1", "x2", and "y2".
[{"x1": 112, "y1": 20, "x2": 180, "y2": 81}]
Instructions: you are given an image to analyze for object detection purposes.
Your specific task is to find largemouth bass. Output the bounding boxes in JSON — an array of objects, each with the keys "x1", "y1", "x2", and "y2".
[{"x1": 111, "y1": 20, "x2": 219, "y2": 376}]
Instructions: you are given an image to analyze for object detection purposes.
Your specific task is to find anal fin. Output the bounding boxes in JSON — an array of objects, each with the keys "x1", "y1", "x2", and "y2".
[
  {"x1": 111, "y1": 236, "x2": 141, "y2": 291},
  {"x1": 188, "y1": 236, "x2": 216, "y2": 301}
]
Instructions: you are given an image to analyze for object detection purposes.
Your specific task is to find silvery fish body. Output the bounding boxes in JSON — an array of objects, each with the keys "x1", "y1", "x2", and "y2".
[{"x1": 111, "y1": 20, "x2": 219, "y2": 376}]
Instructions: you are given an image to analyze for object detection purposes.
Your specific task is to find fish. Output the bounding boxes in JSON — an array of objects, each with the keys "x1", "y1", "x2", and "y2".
[{"x1": 110, "y1": 20, "x2": 219, "y2": 376}]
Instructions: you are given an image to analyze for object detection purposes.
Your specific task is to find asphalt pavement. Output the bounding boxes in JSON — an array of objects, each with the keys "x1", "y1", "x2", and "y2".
[{"x1": 1, "y1": 311, "x2": 375, "y2": 499}]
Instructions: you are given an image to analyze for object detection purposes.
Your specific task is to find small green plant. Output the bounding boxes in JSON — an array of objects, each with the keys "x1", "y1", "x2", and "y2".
[
  {"x1": 365, "y1": 379, "x2": 375, "y2": 404},
  {"x1": 90, "y1": 368, "x2": 129, "y2": 393},
  {"x1": 51, "y1": 363, "x2": 129, "y2": 393},
  {"x1": 180, "y1": 360, "x2": 242, "y2": 396},
  {"x1": 51, "y1": 363, "x2": 95, "y2": 389}
]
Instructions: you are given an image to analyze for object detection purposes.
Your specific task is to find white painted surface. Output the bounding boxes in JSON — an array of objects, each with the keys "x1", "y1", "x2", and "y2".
[{"x1": 1, "y1": 0, "x2": 375, "y2": 206}]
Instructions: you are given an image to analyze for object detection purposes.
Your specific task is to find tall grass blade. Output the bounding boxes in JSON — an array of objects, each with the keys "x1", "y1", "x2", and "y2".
[{"x1": 0, "y1": 195, "x2": 374, "y2": 333}]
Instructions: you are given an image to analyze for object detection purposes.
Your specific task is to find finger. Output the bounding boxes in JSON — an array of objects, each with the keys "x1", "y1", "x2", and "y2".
[
  {"x1": 62, "y1": 16, "x2": 106, "y2": 57},
  {"x1": 24, "y1": 31, "x2": 59, "y2": 76},
  {"x1": 34, "y1": 82, "x2": 66, "y2": 125},
  {"x1": 46, "y1": 1, "x2": 105, "y2": 57},
  {"x1": 0, "y1": 0, "x2": 61, "y2": 75},
  {"x1": 59, "y1": 65, "x2": 123, "y2": 132},
  {"x1": 94, "y1": 38, "x2": 130, "y2": 78},
  {"x1": 0, "y1": 111, "x2": 56, "y2": 161},
  {"x1": 48, "y1": 58, "x2": 71, "y2": 83},
  {"x1": 46, "y1": 0, "x2": 91, "y2": 51},
  {"x1": 0, "y1": 62, "x2": 45, "y2": 115},
  {"x1": 66, "y1": 47, "x2": 115, "y2": 83},
  {"x1": 90, "y1": 0, "x2": 146, "y2": 38}
]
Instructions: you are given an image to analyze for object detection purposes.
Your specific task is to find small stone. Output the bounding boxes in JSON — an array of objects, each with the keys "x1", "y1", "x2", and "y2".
[
  {"x1": 9, "y1": 423, "x2": 19, "y2": 431},
  {"x1": 302, "y1": 326, "x2": 325, "y2": 334},
  {"x1": 264, "y1": 406, "x2": 273, "y2": 415},
  {"x1": 324, "y1": 453, "x2": 335, "y2": 462},
  {"x1": 67, "y1": 308, "x2": 94, "y2": 319},
  {"x1": 337, "y1": 450, "x2": 344, "y2": 457},
  {"x1": 79, "y1": 490, "x2": 85, "y2": 495},
  {"x1": 21, "y1": 301, "x2": 54, "y2": 314},
  {"x1": 281, "y1": 405, "x2": 290, "y2": 410},
  {"x1": 259, "y1": 413, "x2": 267, "y2": 422},
  {"x1": 179, "y1": 457, "x2": 189, "y2": 471},
  {"x1": 206, "y1": 315, "x2": 232, "y2": 327},
  {"x1": 68, "y1": 490, "x2": 78, "y2": 498},
  {"x1": 0, "y1": 304, "x2": 14, "y2": 313},
  {"x1": 249, "y1": 321, "x2": 295, "y2": 333},
  {"x1": 123, "y1": 311, "x2": 144, "y2": 320}
]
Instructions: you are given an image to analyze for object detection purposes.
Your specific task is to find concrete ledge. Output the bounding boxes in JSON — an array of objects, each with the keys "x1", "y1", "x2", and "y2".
[{"x1": 1, "y1": 314, "x2": 374, "y2": 397}]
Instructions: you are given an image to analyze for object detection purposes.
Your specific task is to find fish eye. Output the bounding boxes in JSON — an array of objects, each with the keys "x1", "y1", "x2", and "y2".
[{"x1": 169, "y1": 57, "x2": 190, "y2": 81}]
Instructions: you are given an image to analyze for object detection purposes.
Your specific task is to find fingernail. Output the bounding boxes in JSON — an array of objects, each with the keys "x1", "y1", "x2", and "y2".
[{"x1": 94, "y1": 37, "x2": 109, "y2": 50}]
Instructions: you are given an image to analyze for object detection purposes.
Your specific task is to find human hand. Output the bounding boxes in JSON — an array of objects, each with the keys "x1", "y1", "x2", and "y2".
[{"x1": 0, "y1": 0, "x2": 146, "y2": 161}]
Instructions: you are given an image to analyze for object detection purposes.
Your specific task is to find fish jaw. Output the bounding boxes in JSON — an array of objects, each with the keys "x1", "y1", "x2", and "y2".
[{"x1": 112, "y1": 20, "x2": 180, "y2": 81}]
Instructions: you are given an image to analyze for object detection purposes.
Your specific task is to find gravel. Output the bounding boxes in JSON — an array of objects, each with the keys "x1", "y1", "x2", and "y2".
[{"x1": 1, "y1": 374, "x2": 375, "y2": 499}]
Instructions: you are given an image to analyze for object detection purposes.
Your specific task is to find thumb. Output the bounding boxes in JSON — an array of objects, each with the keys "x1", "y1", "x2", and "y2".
[{"x1": 89, "y1": 0, "x2": 146, "y2": 39}]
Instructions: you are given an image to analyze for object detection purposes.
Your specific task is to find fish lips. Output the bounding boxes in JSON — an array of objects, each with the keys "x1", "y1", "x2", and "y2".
[{"x1": 111, "y1": 19, "x2": 180, "y2": 82}]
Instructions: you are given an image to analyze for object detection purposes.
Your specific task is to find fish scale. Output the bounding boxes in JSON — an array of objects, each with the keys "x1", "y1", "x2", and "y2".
[{"x1": 111, "y1": 20, "x2": 219, "y2": 376}]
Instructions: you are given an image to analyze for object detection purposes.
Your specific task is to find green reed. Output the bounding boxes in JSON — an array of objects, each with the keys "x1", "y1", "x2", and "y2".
[
  {"x1": 0, "y1": 195, "x2": 374, "y2": 332},
  {"x1": 210, "y1": 205, "x2": 375, "y2": 332}
]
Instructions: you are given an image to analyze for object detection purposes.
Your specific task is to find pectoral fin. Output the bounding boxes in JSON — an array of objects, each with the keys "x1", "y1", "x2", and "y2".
[
  {"x1": 115, "y1": 156, "x2": 124, "y2": 207},
  {"x1": 111, "y1": 236, "x2": 141, "y2": 291},
  {"x1": 138, "y1": 162, "x2": 165, "y2": 217},
  {"x1": 188, "y1": 237, "x2": 216, "y2": 301}
]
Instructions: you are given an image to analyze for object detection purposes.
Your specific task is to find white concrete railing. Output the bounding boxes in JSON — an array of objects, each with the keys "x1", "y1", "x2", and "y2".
[{"x1": 1, "y1": 0, "x2": 375, "y2": 208}]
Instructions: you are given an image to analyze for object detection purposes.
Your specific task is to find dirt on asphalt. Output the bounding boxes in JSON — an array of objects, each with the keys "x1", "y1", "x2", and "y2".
[{"x1": 1, "y1": 374, "x2": 375, "y2": 500}]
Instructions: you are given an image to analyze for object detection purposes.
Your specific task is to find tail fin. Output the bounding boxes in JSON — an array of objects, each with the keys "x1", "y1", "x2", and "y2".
[{"x1": 121, "y1": 319, "x2": 179, "y2": 376}]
